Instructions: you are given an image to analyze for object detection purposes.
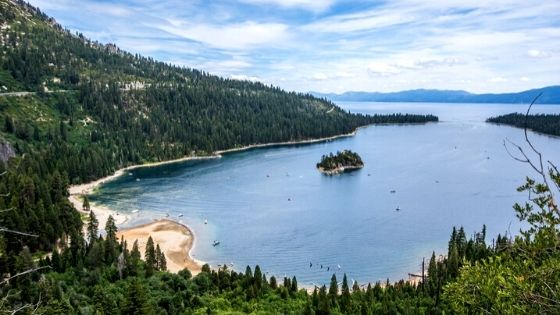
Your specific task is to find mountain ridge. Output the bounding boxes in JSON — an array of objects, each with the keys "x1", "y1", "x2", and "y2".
[{"x1": 312, "y1": 85, "x2": 560, "y2": 104}]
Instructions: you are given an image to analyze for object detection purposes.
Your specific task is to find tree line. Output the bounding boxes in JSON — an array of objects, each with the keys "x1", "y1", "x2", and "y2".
[{"x1": 487, "y1": 113, "x2": 560, "y2": 137}]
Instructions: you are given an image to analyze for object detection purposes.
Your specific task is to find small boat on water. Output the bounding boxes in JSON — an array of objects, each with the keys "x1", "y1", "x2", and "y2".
[
  {"x1": 390, "y1": 190, "x2": 396, "y2": 193},
  {"x1": 128, "y1": 172, "x2": 133, "y2": 176},
  {"x1": 396, "y1": 206, "x2": 401, "y2": 211},
  {"x1": 136, "y1": 178, "x2": 140, "y2": 182},
  {"x1": 213, "y1": 240, "x2": 220, "y2": 246},
  {"x1": 204, "y1": 219, "x2": 208, "y2": 224},
  {"x1": 165, "y1": 213, "x2": 169, "y2": 217},
  {"x1": 178, "y1": 214, "x2": 183, "y2": 217},
  {"x1": 131, "y1": 209, "x2": 139, "y2": 213}
]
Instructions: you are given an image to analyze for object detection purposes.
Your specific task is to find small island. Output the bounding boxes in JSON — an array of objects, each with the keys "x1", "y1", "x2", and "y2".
[{"x1": 317, "y1": 150, "x2": 364, "y2": 175}]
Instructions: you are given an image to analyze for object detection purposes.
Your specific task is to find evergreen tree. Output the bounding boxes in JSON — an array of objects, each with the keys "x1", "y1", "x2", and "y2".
[
  {"x1": 328, "y1": 274, "x2": 338, "y2": 309},
  {"x1": 104, "y1": 216, "x2": 118, "y2": 264},
  {"x1": 340, "y1": 273, "x2": 351, "y2": 312},
  {"x1": 128, "y1": 240, "x2": 141, "y2": 276},
  {"x1": 82, "y1": 196, "x2": 90, "y2": 212},
  {"x1": 86, "y1": 211, "x2": 98, "y2": 245},
  {"x1": 145, "y1": 236, "x2": 156, "y2": 276}
]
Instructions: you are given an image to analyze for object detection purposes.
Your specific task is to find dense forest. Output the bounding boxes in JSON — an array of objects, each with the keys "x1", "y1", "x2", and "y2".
[
  {"x1": 0, "y1": 1, "x2": 558, "y2": 314},
  {"x1": 317, "y1": 150, "x2": 364, "y2": 173},
  {"x1": 487, "y1": 113, "x2": 560, "y2": 137}
]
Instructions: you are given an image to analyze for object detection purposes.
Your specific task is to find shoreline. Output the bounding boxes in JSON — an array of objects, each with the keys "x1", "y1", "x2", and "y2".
[
  {"x1": 317, "y1": 165, "x2": 364, "y2": 175},
  {"x1": 68, "y1": 128, "x2": 363, "y2": 274},
  {"x1": 116, "y1": 219, "x2": 203, "y2": 274}
]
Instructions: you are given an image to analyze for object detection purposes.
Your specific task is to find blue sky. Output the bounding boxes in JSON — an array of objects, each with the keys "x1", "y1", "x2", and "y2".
[{"x1": 27, "y1": 0, "x2": 560, "y2": 93}]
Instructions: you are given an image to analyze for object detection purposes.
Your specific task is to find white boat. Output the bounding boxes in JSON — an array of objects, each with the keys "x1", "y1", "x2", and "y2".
[
  {"x1": 204, "y1": 219, "x2": 208, "y2": 224},
  {"x1": 178, "y1": 214, "x2": 183, "y2": 217},
  {"x1": 213, "y1": 240, "x2": 220, "y2": 246},
  {"x1": 131, "y1": 209, "x2": 139, "y2": 213}
]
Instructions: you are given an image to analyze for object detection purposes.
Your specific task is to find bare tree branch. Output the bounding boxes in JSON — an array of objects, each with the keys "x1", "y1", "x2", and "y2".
[
  {"x1": 0, "y1": 266, "x2": 51, "y2": 286},
  {"x1": 0, "y1": 228, "x2": 37, "y2": 237}
]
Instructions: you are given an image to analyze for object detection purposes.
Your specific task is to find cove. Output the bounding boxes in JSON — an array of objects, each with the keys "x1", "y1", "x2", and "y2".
[{"x1": 90, "y1": 102, "x2": 560, "y2": 286}]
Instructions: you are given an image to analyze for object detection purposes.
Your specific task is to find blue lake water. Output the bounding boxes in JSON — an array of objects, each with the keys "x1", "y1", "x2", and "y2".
[{"x1": 90, "y1": 102, "x2": 560, "y2": 286}]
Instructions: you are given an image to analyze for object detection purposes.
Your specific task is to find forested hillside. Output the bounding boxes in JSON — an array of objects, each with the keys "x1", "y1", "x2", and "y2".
[
  {"x1": 1, "y1": 1, "x2": 558, "y2": 314},
  {"x1": 0, "y1": 0, "x2": 435, "y2": 258},
  {"x1": 487, "y1": 113, "x2": 560, "y2": 137}
]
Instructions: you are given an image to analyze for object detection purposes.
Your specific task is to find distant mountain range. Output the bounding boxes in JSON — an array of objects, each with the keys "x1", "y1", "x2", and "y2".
[{"x1": 311, "y1": 86, "x2": 560, "y2": 104}]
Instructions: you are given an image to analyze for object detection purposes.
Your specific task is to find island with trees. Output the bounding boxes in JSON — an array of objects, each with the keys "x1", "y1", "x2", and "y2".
[{"x1": 317, "y1": 150, "x2": 364, "y2": 175}]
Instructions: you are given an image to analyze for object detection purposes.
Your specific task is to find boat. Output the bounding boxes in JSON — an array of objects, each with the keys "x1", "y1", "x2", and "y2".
[
  {"x1": 131, "y1": 209, "x2": 139, "y2": 213},
  {"x1": 178, "y1": 214, "x2": 183, "y2": 217},
  {"x1": 128, "y1": 172, "x2": 133, "y2": 176},
  {"x1": 204, "y1": 219, "x2": 208, "y2": 224},
  {"x1": 165, "y1": 213, "x2": 169, "y2": 217},
  {"x1": 136, "y1": 178, "x2": 140, "y2": 181},
  {"x1": 396, "y1": 206, "x2": 401, "y2": 211},
  {"x1": 212, "y1": 240, "x2": 220, "y2": 246},
  {"x1": 390, "y1": 190, "x2": 396, "y2": 193}
]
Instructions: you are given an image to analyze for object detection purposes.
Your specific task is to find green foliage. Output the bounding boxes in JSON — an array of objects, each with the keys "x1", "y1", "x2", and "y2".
[
  {"x1": 487, "y1": 113, "x2": 560, "y2": 137},
  {"x1": 317, "y1": 150, "x2": 364, "y2": 172},
  {"x1": 444, "y1": 168, "x2": 560, "y2": 314}
]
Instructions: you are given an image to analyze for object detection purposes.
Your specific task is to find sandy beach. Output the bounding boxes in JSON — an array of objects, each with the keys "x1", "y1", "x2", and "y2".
[{"x1": 116, "y1": 219, "x2": 202, "y2": 274}]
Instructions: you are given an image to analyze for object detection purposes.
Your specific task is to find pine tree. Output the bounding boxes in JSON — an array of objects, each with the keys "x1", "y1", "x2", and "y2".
[
  {"x1": 82, "y1": 196, "x2": 90, "y2": 212},
  {"x1": 104, "y1": 216, "x2": 118, "y2": 264},
  {"x1": 86, "y1": 211, "x2": 98, "y2": 245},
  {"x1": 291, "y1": 275, "x2": 298, "y2": 293},
  {"x1": 254, "y1": 265, "x2": 262, "y2": 293},
  {"x1": 328, "y1": 274, "x2": 338, "y2": 308},
  {"x1": 129, "y1": 240, "x2": 141, "y2": 276},
  {"x1": 269, "y1": 276, "x2": 277, "y2": 289},
  {"x1": 155, "y1": 244, "x2": 166, "y2": 271},
  {"x1": 427, "y1": 251, "x2": 438, "y2": 296},
  {"x1": 145, "y1": 236, "x2": 156, "y2": 276},
  {"x1": 317, "y1": 285, "x2": 330, "y2": 315},
  {"x1": 341, "y1": 273, "x2": 351, "y2": 312}
]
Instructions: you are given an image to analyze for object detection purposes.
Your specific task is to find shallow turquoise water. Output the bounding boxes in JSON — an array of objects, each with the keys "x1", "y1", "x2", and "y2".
[{"x1": 91, "y1": 102, "x2": 560, "y2": 286}]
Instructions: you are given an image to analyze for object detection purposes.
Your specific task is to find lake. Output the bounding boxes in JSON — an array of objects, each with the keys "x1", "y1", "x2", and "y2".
[{"x1": 90, "y1": 102, "x2": 560, "y2": 286}]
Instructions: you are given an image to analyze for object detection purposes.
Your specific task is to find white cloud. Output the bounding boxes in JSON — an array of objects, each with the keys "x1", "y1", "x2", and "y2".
[
  {"x1": 158, "y1": 21, "x2": 290, "y2": 50},
  {"x1": 239, "y1": 0, "x2": 334, "y2": 12},
  {"x1": 230, "y1": 74, "x2": 260, "y2": 82},
  {"x1": 527, "y1": 49, "x2": 550, "y2": 58},
  {"x1": 367, "y1": 63, "x2": 401, "y2": 76},
  {"x1": 489, "y1": 76, "x2": 507, "y2": 83},
  {"x1": 86, "y1": 3, "x2": 131, "y2": 17},
  {"x1": 312, "y1": 73, "x2": 329, "y2": 80},
  {"x1": 304, "y1": 11, "x2": 416, "y2": 33}
]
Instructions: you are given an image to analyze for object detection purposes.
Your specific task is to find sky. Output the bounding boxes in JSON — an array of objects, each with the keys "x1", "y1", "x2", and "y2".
[{"x1": 26, "y1": 0, "x2": 560, "y2": 94}]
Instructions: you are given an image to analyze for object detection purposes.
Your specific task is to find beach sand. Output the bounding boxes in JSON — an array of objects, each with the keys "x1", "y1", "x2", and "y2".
[{"x1": 116, "y1": 219, "x2": 202, "y2": 274}]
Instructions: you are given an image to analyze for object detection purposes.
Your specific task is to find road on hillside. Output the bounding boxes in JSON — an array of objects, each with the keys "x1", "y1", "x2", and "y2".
[{"x1": 0, "y1": 90, "x2": 74, "y2": 97}]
